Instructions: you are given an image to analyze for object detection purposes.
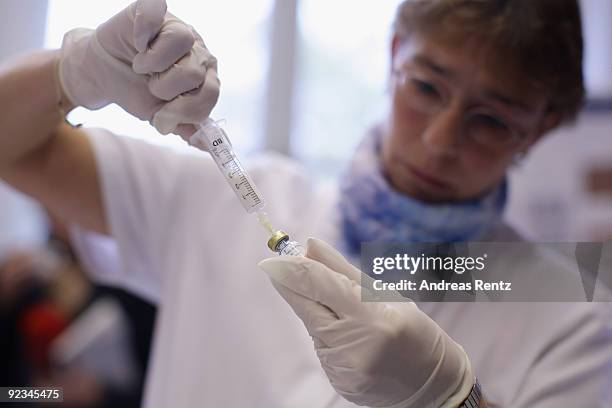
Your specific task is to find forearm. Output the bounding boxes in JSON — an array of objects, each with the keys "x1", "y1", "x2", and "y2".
[
  {"x1": 0, "y1": 50, "x2": 106, "y2": 234},
  {"x1": 0, "y1": 50, "x2": 73, "y2": 172}
]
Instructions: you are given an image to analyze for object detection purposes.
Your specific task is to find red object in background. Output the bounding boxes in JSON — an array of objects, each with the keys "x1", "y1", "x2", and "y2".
[{"x1": 19, "y1": 302, "x2": 69, "y2": 372}]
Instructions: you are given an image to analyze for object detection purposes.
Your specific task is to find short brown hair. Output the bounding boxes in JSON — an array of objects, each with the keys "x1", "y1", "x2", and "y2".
[{"x1": 393, "y1": 0, "x2": 585, "y2": 124}]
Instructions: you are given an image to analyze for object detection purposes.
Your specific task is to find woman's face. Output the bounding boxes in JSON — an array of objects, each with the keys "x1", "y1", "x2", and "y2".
[{"x1": 382, "y1": 34, "x2": 556, "y2": 203}]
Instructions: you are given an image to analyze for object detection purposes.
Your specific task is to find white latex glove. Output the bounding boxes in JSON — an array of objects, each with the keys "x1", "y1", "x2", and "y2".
[
  {"x1": 58, "y1": 0, "x2": 219, "y2": 136},
  {"x1": 258, "y1": 238, "x2": 475, "y2": 408}
]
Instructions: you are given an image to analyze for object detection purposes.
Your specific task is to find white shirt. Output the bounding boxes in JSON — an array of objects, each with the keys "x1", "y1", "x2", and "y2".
[{"x1": 71, "y1": 129, "x2": 612, "y2": 408}]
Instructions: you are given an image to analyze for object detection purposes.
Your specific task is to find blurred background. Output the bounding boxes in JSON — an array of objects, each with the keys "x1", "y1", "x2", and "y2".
[{"x1": 0, "y1": 0, "x2": 611, "y2": 406}]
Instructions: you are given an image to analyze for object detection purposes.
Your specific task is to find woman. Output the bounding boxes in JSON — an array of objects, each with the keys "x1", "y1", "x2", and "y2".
[
  {"x1": 260, "y1": 2, "x2": 612, "y2": 407},
  {"x1": 1, "y1": 0, "x2": 610, "y2": 407}
]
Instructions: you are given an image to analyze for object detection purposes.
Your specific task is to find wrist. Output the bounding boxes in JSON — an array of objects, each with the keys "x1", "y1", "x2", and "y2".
[
  {"x1": 53, "y1": 50, "x2": 75, "y2": 115},
  {"x1": 58, "y1": 28, "x2": 115, "y2": 111},
  {"x1": 34, "y1": 50, "x2": 68, "y2": 119},
  {"x1": 433, "y1": 343, "x2": 474, "y2": 408},
  {"x1": 455, "y1": 379, "x2": 483, "y2": 408}
]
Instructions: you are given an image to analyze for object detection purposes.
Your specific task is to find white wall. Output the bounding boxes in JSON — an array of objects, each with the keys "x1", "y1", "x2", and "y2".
[
  {"x1": 0, "y1": 0, "x2": 48, "y2": 60},
  {"x1": 506, "y1": 112, "x2": 612, "y2": 240}
]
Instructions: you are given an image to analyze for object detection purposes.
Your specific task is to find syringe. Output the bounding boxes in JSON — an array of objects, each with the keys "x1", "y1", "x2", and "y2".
[{"x1": 189, "y1": 119, "x2": 304, "y2": 256}]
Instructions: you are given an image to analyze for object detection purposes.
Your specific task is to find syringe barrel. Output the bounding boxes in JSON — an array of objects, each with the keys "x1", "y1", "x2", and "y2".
[{"x1": 189, "y1": 119, "x2": 266, "y2": 213}]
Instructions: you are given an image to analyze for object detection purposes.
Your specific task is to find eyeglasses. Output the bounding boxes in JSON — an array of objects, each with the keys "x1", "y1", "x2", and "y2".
[{"x1": 394, "y1": 69, "x2": 529, "y2": 153}]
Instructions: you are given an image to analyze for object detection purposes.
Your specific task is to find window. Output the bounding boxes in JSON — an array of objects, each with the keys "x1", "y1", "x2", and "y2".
[{"x1": 293, "y1": 0, "x2": 401, "y2": 178}]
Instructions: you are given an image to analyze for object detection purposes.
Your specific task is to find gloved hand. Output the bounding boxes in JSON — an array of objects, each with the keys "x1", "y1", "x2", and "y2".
[
  {"x1": 58, "y1": 0, "x2": 219, "y2": 136},
  {"x1": 258, "y1": 238, "x2": 475, "y2": 408}
]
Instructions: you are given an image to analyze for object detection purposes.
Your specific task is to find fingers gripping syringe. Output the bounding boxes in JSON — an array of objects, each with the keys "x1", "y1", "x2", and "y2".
[{"x1": 189, "y1": 119, "x2": 304, "y2": 256}]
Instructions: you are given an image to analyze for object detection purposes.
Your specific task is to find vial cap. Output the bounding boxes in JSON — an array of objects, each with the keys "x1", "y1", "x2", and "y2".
[{"x1": 268, "y1": 230, "x2": 289, "y2": 252}]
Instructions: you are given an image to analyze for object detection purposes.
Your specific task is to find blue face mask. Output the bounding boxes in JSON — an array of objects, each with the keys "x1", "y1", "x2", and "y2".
[{"x1": 339, "y1": 126, "x2": 507, "y2": 256}]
